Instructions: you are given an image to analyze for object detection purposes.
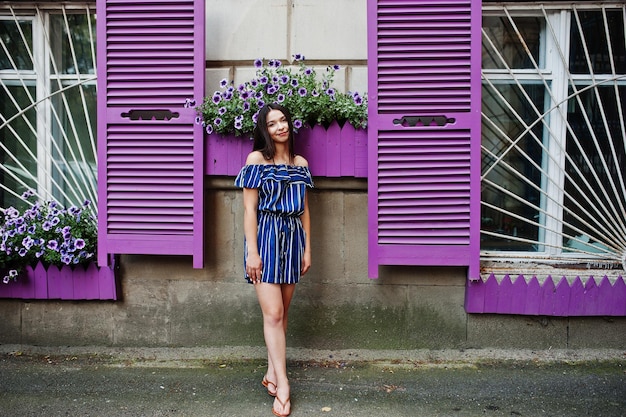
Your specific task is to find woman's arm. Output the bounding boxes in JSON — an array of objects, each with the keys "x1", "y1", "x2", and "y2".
[
  {"x1": 243, "y1": 187, "x2": 263, "y2": 281},
  {"x1": 300, "y1": 191, "x2": 311, "y2": 275}
]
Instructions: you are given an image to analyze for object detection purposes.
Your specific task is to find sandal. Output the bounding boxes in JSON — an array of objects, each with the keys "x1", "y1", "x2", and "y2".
[
  {"x1": 261, "y1": 375, "x2": 277, "y2": 397},
  {"x1": 272, "y1": 396, "x2": 291, "y2": 417}
]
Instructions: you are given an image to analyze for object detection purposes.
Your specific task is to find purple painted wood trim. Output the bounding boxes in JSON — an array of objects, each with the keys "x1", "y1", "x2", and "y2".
[
  {"x1": 96, "y1": 0, "x2": 205, "y2": 268},
  {"x1": 0, "y1": 262, "x2": 119, "y2": 300},
  {"x1": 465, "y1": 273, "x2": 626, "y2": 316},
  {"x1": 204, "y1": 123, "x2": 367, "y2": 178},
  {"x1": 367, "y1": 0, "x2": 481, "y2": 279}
]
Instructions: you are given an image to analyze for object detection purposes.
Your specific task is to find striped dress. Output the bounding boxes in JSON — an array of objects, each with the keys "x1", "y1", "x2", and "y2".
[{"x1": 234, "y1": 164, "x2": 314, "y2": 284}]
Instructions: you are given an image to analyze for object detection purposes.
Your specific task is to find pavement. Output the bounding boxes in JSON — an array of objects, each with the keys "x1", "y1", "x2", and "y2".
[{"x1": 0, "y1": 345, "x2": 625, "y2": 417}]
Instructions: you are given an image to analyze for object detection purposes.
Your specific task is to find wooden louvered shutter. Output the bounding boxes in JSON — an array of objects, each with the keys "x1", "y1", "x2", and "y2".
[
  {"x1": 96, "y1": 0, "x2": 205, "y2": 268},
  {"x1": 367, "y1": 0, "x2": 481, "y2": 279}
]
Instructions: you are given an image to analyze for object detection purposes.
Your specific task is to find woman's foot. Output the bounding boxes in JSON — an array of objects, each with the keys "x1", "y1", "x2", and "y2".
[
  {"x1": 272, "y1": 394, "x2": 291, "y2": 417},
  {"x1": 262, "y1": 375, "x2": 277, "y2": 397}
]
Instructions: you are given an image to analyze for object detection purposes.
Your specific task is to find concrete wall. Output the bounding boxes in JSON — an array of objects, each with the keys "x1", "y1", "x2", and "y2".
[{"x1": 1, "y1": 179, "x2": 625, "y2": 349}]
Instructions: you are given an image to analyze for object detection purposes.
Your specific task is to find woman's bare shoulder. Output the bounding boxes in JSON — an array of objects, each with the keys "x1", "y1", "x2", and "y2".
[
  {"x1": 293, "y1": 155, "x2": 309, "y2": 167},
  {"x1": 245, "y1": 151, "x2": 266, "y2": 165}
]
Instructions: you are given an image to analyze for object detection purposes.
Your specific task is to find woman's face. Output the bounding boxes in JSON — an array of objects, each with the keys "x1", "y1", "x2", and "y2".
[{"x1": 265, "y1": 109, "x2": 290, "y2": 144}]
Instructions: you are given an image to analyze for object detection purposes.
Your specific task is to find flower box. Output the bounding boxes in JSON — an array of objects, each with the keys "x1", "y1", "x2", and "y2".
[
  {"x1": 204, "y1": 123, "x2": 367, "y2": 178},
  {"x1": 0, "y1": 261, "x2": 119, "y2": 301}
]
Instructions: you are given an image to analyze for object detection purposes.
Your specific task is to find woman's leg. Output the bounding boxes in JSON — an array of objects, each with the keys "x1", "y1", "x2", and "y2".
[{"x1": 255, "y1": 283, "x2": 296, "y2": 414}]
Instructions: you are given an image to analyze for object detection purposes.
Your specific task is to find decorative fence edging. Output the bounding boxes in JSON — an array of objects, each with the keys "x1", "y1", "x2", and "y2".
[
  {"x1": 0, "y1": 261, "x2": 120, "y2": 301},
  {"x1": 465, "y1": 273, "x2": 626, "y2": 316},
  {"x1": 205, "y1": 122, "x2": 367, "y2": 177}
]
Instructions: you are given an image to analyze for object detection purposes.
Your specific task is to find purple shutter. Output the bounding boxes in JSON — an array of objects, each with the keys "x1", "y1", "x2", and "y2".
[
  {"x1": 367, "y1": 0, "x2": 481, "y2": 279},
  {"x1": 96, "y1": 0, "x2": 205, "y2": 268}
]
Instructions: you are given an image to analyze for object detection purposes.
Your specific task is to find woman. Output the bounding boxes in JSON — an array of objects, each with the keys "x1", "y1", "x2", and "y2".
[{"x1": 234, "y1": 103, "x2": 313, "y2": 417}]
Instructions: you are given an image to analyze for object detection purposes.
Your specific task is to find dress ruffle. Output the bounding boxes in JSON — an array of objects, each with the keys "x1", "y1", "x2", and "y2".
[{"x1": 234, "y1": 164, "x2": 314, "y2": 189}]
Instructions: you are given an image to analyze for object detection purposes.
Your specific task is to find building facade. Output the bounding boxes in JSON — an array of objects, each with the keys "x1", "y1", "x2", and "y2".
[{"x1": 0, "y1": 1, "x2": 624, "y2": 349}]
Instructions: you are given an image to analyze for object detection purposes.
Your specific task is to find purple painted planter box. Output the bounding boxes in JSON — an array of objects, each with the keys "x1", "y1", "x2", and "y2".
[
  {"x1": 0, "y1": 262, "x2": 119, "y2": 301},
  {"x1": 205, "y1": 122, "x2": 367, "y2": 177}
]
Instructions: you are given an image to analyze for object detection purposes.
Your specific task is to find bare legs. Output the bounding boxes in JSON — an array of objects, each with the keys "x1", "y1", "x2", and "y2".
[{"x1": 255, "y1": 283, "x2": 295, "y2": 416}]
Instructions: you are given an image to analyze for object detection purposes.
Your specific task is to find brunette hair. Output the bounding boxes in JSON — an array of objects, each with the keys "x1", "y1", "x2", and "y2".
[{"x1": 252, "y1": 103, "x2": 295, "y2": 161}]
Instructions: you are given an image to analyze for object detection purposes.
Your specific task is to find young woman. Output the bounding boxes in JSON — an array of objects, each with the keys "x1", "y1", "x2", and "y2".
[{"x1": 234, "y1": 103, "x2": 313, "y2": 417}]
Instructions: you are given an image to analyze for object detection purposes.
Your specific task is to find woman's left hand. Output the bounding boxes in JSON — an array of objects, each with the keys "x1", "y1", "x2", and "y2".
[{"x1": 301, "y1": 251, "x2": 311, "y2": 275}]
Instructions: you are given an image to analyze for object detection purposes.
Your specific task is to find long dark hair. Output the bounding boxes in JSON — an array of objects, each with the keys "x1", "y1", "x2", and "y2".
[{"x1": 252, "y1": 103, "x2": 295, "y2": 161}]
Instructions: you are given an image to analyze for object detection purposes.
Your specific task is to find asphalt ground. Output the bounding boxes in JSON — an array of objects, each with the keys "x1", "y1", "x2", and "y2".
[{"x1": 0, "y1": 345, "x2": 624, "y2": 417}]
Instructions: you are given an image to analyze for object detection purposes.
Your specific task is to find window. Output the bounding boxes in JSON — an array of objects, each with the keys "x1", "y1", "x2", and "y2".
[
  {"x1": 0, "y1": 3, "x2": 96, "y2": 210},
  {"x1": 481, "y1": 3, "x2": 626, "y2": 268}
]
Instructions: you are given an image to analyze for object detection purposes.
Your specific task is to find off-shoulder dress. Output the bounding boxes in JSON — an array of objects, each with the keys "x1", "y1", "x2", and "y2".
[{"x1": 234, "y1": 164, "x2": 314, "y2": 284}]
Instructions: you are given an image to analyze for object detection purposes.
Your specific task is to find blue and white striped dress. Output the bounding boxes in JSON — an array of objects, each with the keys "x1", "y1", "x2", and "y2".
[{"x1": 234, "y1": 164, "x2": 314, "y2": 284}]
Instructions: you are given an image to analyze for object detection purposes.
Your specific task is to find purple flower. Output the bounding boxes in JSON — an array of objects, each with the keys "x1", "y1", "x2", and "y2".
[
  {"x1": 277, "y1": 94, "x2": 285, "y2": 103},
  {"x1": 21, "y1": 189, "x2": 35, "y2": 199},
  {"x1": 250, "y1": 79, "x2": 259, "y2": 87},
  {"x1": 42, "y1": 221, "x2": 52, "y2": 231},
  {"x1": 205, "y1": 124, "x2": 214, "y2": 134},
  {"x1": 294, "y1": 119, "x2": 303, "y2": 129},
  {"x1": 304, "y1": 68, "x2": 313, "y2": 76},
  {"x1": 212, "y1": 93, "x2": 221, "y2": 104},
  {"x1": 195, "y1": 116, "x2": 202, "y2": 124},
  {"x1": 243, "y1": 101, "x2": 251, "y2": 111},
  {"x1": 218, "y1": 106, "x2": 227, "y2": 115},
  {"x1": 27, "y1": 225, "x2": 36, "y2": 234},
  {"x1": 326, "y1": 88, "x2": 336, "y2": 97},
  {"x1": 214, "y1": 118, "x2": 222, "y2": 126},
  {"x1": 19, "y1": 248, "x2": 27, "y2": 257},
  {"x1": 234, "y1": 119, "x2": 243, "y2": 130},
  {"x1": 220, "y1": 78, "x2": 228, "y2": 88},
  {"x1": 47, "y1": 240, "x2": 58, "y2": 250},
  {"x1": 267, "y1": 85, "x2": 278, "y2": 95},
  {"x1": 298, "y1": 87, "x2": 307, "y2": 97},
  {"x1": 83, "y1": 200, "x2": 91, "y2": 207},
  {"x1": 293, "y1": 54, "x2": 305, "y2": 61},
  {"x1": 333, "y1": 64, "x2": 340, "y2": 71},
  {"x1": 257, "y1": 100, "x2": 265, "y2": 109},
  {"x1": 254, "y1": 58, "x2": 263, "y2": 68},
  {"x1": 259, "y1": 76, "x2": 269, "y2": 85},
  {"x1": 280, "y1": 75, "x2": 289, "y2": 85},
  {"x1": 353, "y1": 95, "x2": 363, "y2": 105},
  {"x1": 290, "y1": 79, "x2": 299, "y2": 87}
]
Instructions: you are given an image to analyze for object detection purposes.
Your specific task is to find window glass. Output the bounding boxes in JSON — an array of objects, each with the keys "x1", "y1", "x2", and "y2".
[
  {"x1": 0, "y1": 19, "x2": 32, "y2": 71},
  {"x1": 0, "y1": 84, "x2": 37, "y2": 208},
  {"x1": 482, "y1": 16, "x2": 543, "y2": 69},
  {"x1": 50, "y1": 13, "x2": 95, "y2": 75},
  {"x1": 50, "y1": 83, "x2": 97, "y2": 206},
  {"x1": 563, "y1": 85, "x2": 626, "y2": 253},
  {"x1": 481, "y1": 83, "x2": 546, "y2": 251},
  {"x1": 569, "y1": 10, "x2": 626, "y2": 74}
]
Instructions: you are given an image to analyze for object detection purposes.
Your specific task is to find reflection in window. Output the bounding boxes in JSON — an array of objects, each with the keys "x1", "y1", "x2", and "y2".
[
  {"x1": 482, "y1": 16, "x2": 543, "y2": 70},
  {"x1": 569, "y1": 10, "x2": 626, "y2": 74},
  {"x1": 0, "y1": 19, "x2": 33, "y2": 70}
]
